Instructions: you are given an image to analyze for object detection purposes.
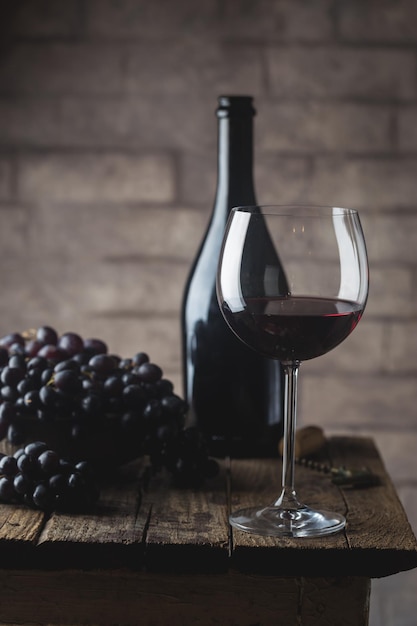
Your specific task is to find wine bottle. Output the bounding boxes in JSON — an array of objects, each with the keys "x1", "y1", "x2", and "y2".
[{"x1": 181, "y1": 95, "x2": 284, "y2": 458}]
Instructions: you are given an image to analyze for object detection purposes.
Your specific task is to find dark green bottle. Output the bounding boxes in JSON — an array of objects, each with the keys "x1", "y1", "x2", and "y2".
[{"x1": 181, "y1": 96, "x2": 285, "y2": 458}]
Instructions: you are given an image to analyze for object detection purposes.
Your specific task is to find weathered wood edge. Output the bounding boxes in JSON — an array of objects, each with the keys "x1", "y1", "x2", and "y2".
[{"x1": 229, "y1": 437, "x2": 417, "y2": 578}]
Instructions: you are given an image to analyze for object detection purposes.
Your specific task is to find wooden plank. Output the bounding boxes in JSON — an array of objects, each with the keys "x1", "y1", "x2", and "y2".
[
  {"x1": 0, "y1": 570, "x2": 370, "y2": 626},
  {"x1": 34, "y1": 459, "x2": 149, "y2": 569},
  {"x1": 0, "y1": 436, "x2": 416, "y2": 579},
  {"x1": 142, "y1": 459, "x2": 230, "y2": 572},
  {"x1": 229, "y1": 437, "x2": 417, "y2": 578},
  {"x1": 0, "y1": 504, "x2": 46, "y2": 567}
]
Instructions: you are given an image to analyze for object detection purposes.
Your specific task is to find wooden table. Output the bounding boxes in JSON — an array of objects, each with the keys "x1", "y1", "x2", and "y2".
[{"x1": 0, "y1": 436, "x2": 416, "y2": 625}]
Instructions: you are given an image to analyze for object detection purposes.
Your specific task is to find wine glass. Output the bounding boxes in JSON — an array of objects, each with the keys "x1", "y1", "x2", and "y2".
[{"x1": 216, "y1": 205, "x2": 369, "y2": 537}]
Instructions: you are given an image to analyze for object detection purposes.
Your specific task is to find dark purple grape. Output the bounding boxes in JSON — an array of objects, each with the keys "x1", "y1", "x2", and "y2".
[
  {"x1": 37, "y1": 344, "x2": 68, "y2": 363},
  {"x1": 13, "y1": 472, "x2": 32, "y2": 496},
  {"x1": 81, "y1": 392, "x2": 104, "y2": 415},
  {"x1": 17, "y1": 453, "x2": 39, "y2": 476},
  {"x1": 0, "y1": 401, "x2": 17, "y2": 423},
  {"x1": 58, "y1": 459, "x2": 73, "y2": 475},
  {"x1": 0, "y1": 332, "x2": 25, "y2": 349},
  {"x1": 81, "y1": 377, "x2": 102, "y2": 393},
  {"x1": 53, "y1": 370, "x2": 83, "y2": 395},
  {"x1": 118, "y1": 357, "x2": 132, "y2": 369},
  {"x1": 37, "y1": 408, "x2": 55, "y2": 423},
  {"x1": 8, "y1": 354, "x2": 26, "y2": 370},
  {"x1": 32, "y1": 483, "x2": 54, "y2": 509},
  {"x1": 25, "y1": 441, "x2": 49, "y2": 458},
  {"x1": 18, "y1": 377, "x2": 37, "y2": 396},
  {"x1": 9, "y1": 342, "x2": 27, "y2": 356},
  {"x1": 7, "y1": 423, "x2": 26, "y2": 445},
  {"x1": 83, "y1": 338, "x2": 108, "y2": 355},
  {"x1": 161, "y1": 395, "x2": 187, "y2": 416},
  {"x1": 137, "y1": 362, "x2": 163, "y2": 383},
  {"x1": 103, "y1": 375, "x2": 124, "y2": 397},
  {"x1": 36, "y1": 326, "x2": 58, "y2": 345},
  {"x1": 88, "y1": 354, "x2": 117, "y2": 375},
  {"x1": 25, "y1": 340, "x2": 43, "y2": 357},
  {"x1": 143, "y1": 399, "x2": 163, "y2": 421},
  {"x1": 132, "y1": 352, "x2": 149, "y2": 366},
  {"x1": 1, "y1": 386, "x2": 18, "y2": 402},
  {"x1": 0, "y1": 476, "x2": 15, "y2": 501},
  {"x1": 121, "y1": 372, "x2": 140, "y2": 386},
  {"x1": 38, "y1": 450, "x2": 60, "y2": 476},
  {"x1": 120, "y1": 410, "x2": 143, "y2": 434},
  {"x1": 54, "y1": 359, "x2": 81, "y2": 373},
  {"x1": 23, "y1": 390, "x2": 42, "y2": 411},
  {"x1": 155, "y1": 379, "x2": 174, "y2": 397},
  {"x1": 123, "y1": 384, "x2": 146, "y2": 410},
  {"x1": 58, "y1": 332, "x2": 84, "y2": 357},
  {"x1": 0, "y1": 348, "x2": 9, "y2": 366},
  {"x1": 0, "y1": 455, "x2": 18, "y2": 476},
  {"x1": 39, "y1": 385, "x2": 59, "y2": 408},
  {"x1": 48, "y1": 473, "x2": 67, "y2": 495},
  {"x1": 40, "y1": 367, "x2": 54, "y2": 385},
  {"x1": 13, "y1": 447, "x2": 26, "y2": 460},
  {"x1": 1, "y1": 365, "x2": 25, "y2": 387},
  {"x1": 27, "y1": 356, "x2": 48, "y2": 371}
]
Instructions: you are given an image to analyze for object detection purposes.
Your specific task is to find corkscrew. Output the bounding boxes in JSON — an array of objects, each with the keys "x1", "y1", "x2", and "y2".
[{"x1": 280, "y1": 426, "x2": 381, "y2": 489}]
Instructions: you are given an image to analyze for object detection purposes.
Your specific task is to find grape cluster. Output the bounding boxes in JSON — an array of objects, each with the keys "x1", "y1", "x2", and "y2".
[
  {"x1": 0, "y1": 326, "x2": 218, "y2": 509},
  {"x1": 0, "y1": 441, "x2": 99, "y2": 511}
]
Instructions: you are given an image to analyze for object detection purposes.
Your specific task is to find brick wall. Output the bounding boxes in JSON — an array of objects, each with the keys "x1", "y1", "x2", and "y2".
[{"x1": 1, "y1": 2, "x2": 417, "y2": 623}]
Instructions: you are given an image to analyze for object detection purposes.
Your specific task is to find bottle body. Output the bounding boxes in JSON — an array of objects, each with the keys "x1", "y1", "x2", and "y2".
[{"x1": 181, "y1": 96, "x2": 283, "y2": 458}]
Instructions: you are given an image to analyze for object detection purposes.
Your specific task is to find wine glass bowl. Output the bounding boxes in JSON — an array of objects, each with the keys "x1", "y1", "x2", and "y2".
[{"x1": 216, "y1": 205, "x2": 369, "y2": 537}]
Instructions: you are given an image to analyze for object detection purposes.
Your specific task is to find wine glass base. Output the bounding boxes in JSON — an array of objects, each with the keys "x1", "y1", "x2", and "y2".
[{"x1": 229, "y1": 504, "x2": 346, "y2": 538}]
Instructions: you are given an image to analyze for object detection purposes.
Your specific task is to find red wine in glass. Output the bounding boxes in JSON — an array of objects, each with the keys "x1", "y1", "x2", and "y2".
[{"x1": 222, "y1": 295, "x2": 364, "y2": 363}]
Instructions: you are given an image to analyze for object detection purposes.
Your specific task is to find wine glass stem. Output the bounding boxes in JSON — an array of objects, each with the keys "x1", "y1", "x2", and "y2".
[{"x1": 275, "y1": 361, "x2": 301, "y2": 508}]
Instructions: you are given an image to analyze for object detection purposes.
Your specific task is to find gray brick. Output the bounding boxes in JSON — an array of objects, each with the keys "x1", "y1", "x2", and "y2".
[
  {"x1": 0, "y1": 159, "x2": 13, "y2": 200},
  {"x1": 34, "y1": 257, "x2": 189, "y2": 317},
  {"x1": 87, "y1": 0, "x2": 335, "y2": 42},
  {"x1": 59, "y1": 95, "x2": 216, "y2": 153},
  {"x1": 86, "y1": 0, "x2": 218, "y2": 39},
  {"x1": 0, "y1": 95, "x2": 216, "y2": 153},
  {"x1": 0, "y1": 98, "x2": 61, "y2": 146},
  {"x1": 361, "y1": 214, "x2": 417, "y2": 264},
  {"x1": 385, "y1": 321, "x2": 417, "y2": 373},
  {"x1": 254, "y1": 155, "x2": 313, "y2": 204},
  {"x1": 27, "y1": 204, "x2": 207, "y2": 261},
  {"x1": 339, "y1": 0, "x2": 417, "y2": 43},
  {"x1": 218, "y1": 0, "x2": 335, "y2": 42},
  {"x1": 300, "y1": 374, "x2": 417, "y2": 429},
  {"x1": 125, "y1": 41, "x2": 264, "y2": 97},
  {"x1": 257, "y1": 102, "x2": 391, "y2": 153},
  {"x1": 0, "y1": 0, "x2": 81, "y2": 38},
  {"x1": 0, "y1": 44, "x2": 125, "y2": 95},
  {"x1": 266, "y1": 46, "x2": 417, "y2": 100},
  {"x1": 180, "y1": 152, "x2": 217, "y2": 206},
  {"x1": 308, "y1": 157, "x2": 417, "y2": 211},
  {"x1": 365, "y1": 266, "x2": 413, "y2": 318},
  {"x1": 17, "y1": 153, "x2": 176, "y2": 203},
  {"x1": 0, "y1": 206, "x2": 29, "y2": 259},
  {"x1": 398, "y1": 105, "x2": 417, "y2": 152}
]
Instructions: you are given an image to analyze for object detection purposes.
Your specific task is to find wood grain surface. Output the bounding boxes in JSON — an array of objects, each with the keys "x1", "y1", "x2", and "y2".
[{"x1": 0, "y1": 436, "x2": 416, "y2": 577}]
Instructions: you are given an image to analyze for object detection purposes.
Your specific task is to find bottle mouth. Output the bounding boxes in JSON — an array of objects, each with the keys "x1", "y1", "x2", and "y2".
[{"x1": 217, "y1": 95, "x2": 256, "y2": 118}]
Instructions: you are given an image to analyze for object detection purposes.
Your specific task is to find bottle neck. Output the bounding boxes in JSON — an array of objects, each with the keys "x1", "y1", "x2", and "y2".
[{"x1": 215, "y1": 112, "x2": 257, "y2": 216}]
